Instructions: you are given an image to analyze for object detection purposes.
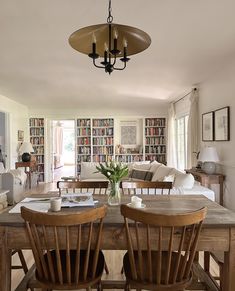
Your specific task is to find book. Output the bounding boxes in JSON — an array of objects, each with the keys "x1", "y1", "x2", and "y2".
[{"x1": 61, "y1": 193, "x2": 94, "y2": 207}]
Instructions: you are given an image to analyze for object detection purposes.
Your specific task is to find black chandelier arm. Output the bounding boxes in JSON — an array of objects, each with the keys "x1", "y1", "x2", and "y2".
[
  {"x1": 92, "y1": 58, "x2": 106, "y2": 69},
  {"x1": 113, "y1": 61, "x2": 127, "y2": 71}
]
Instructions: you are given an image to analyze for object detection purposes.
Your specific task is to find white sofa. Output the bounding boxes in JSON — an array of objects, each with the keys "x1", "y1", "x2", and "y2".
[
  {"x1": 80, "y1": 161, "x2": 215, "y2": 201},
  {"x1": 1, "y1": 168, "x2": 27, "y2": 205}
]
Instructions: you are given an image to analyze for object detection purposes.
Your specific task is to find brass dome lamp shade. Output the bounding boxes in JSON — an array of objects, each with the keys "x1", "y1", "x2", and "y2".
[{"x1": 68, "y1": 0, "x2": 151, "y2": 74}]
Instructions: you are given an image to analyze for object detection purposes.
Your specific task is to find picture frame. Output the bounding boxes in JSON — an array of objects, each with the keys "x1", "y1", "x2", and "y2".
[
  {"x1": 18, "y1": 130, "x2": 24, "y2": 142},
  {"x1": 214, "y1": 106, "x2": 230, "y2": 141},
  {"x1": 202, "y1": 111, "x2": 214, "y2": 141},
  {"x1": 120, "y1": 121, "x2": 137, "y2": 146}
]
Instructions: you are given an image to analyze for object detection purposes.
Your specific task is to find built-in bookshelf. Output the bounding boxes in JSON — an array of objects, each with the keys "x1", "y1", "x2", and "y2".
[
  {"x1": 76, "y1": 118, "x2": 91, "y2": 174},
  {"x1": 144, "y1": 117, "x2": 166, "y2": 164},
  {"x1": 92, "y1": 118, "x2": 114, "y2": 163},
  {"x1": 29, "y1": 118, "x2": 45, "y2": 182}
]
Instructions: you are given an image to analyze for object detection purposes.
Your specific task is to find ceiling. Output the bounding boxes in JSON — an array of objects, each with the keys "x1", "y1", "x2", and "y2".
[{"x1": 1, "y1": 0, "x2": 235, "y2": 114}]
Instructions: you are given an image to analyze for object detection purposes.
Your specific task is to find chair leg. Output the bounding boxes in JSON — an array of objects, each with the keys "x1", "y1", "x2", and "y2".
[
  {"x1": 17, "y1": 250, "x2": 28, "y2": 274},
  {"x1": 104, "y1": 260, "x2": 109, "y2": 274}
]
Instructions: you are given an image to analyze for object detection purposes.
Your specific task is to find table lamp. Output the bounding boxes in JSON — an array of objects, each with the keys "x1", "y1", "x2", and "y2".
[
  {"x1": 199, "y1": 146, "x2": 219, "y2": 174},
  {"x1": 19, "y1": 142, "x2": 34, "y2": 162}
]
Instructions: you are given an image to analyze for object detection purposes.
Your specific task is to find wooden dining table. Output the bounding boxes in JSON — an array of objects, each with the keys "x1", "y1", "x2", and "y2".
[{"x1": 1, "y1": 194, "x2": 235, "y2": 291}]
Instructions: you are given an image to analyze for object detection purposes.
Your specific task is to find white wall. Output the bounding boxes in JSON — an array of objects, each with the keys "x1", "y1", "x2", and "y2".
[
  {"x1": 199, "y1": 60, "x2": 235, "y2": 210},
  {"x1": 0, "y1": 94, "x2": 29, "y2": 169}
]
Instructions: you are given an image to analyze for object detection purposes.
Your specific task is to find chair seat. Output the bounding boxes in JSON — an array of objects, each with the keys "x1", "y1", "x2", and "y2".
[
  {"x1": 36, "y1": 249, "x2": 105, "y2": 289},
  {"x1": 123, "y1": 251, "x2": 192, "y2": 290}
]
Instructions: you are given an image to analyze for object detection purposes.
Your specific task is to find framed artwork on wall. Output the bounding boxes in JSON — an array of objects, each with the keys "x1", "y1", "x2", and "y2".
[
  {"x1": 120, "y1": 121, "x2": 137, "y2": 146},
  {"x1": 18, "y1": 130, "x2": 24, "y2": 142},
  {"x1": 202, "y1": 111, "x2": 214, "y2": 141},
  {"x1": 214, "y1": 106, "x2": 230, "y2": 141}
]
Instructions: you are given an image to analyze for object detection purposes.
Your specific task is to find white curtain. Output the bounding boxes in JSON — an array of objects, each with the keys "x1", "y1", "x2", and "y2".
[
  {"x1": 186, "y1": 89, "x2": 199, "y2": 169},
  {"x1": 167, "y1": 103, "x2": 177, "y2": 167},
  {"x1": 54, "y1": 126, "x2": 63, "y2": 156}
]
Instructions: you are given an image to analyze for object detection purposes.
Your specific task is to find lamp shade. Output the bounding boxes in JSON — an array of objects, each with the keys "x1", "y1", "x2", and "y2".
[
  {"x1": 19, "y1": 142, "x2": 34, "y2": 154},
  {"x1": 199, "y1": 147, "x2": 219, "y2": 162}
]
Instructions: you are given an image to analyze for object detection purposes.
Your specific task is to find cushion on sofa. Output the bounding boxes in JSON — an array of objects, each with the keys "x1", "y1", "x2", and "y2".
[
  {"x1": 80, "y1": 162, "x2": 107, "y2": 180},
  {"x1": 151, "y1": 165, "x2": 173, "y2": 181},
  {"x1": 173, "y1": 173, "x2": 195, "y2": 189},
  {"x1": 149, "y1": 160, "x2": 162, "y2": 173},
  {"x1": 8, "y1": 169, "x2": 27, "y2": 184},
  {"x1": 130, "y1": 169, "x2": 153, "y2": 181}
]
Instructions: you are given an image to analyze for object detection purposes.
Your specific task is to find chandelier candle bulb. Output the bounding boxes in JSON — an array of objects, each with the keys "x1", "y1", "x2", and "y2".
[{"x1": 123, "y1": 38, "x2": 127, "y2": 47}]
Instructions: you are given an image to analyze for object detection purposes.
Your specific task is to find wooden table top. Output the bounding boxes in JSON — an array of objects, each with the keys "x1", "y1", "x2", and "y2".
[{"x1": 1, "y1": 195, "x2": 235, "y2": 228}]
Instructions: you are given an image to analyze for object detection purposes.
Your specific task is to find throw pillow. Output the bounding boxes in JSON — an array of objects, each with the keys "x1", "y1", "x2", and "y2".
[
  {"x1": 149, "y1": 160, "x2": 162, "y2": 173},
  {"x1": 151, "y1": 165, "x2": 173, "y2": 181},
  {"x1": 130, "y1": 169, "x2": 153, "y2": 181},
  {"x1": 174, "y1": 173, "x2": 195, "y2": 189}
]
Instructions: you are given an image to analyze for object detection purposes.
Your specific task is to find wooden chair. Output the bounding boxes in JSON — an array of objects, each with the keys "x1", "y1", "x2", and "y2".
[
  {"x1": 11, "y1": 249, "x2": 28, "y2": 274},
  {"x1": 21, "y1": 205, "x2": 107, "y2": 291},
  {"x1": 204, "y1": 251, "x2": 224, "y2": 290},
  {"x1": 120, "y1": 204, "x2": 207, "y2": 291},
  {"x1": 120, "y1": 181, "x2": 173, "y2": 195},
  {"x1": 57, "y1": 180, "x2": 110, "y2": 274},
  {"x1": 57, "y1": 180, "x2": 109, "y2": 196}
]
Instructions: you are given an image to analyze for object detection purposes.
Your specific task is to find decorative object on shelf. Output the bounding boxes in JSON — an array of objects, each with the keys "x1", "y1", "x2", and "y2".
[
  {"x1": 96, "y1": 161, "x2": 128, "y2": 206},
  {"x1": 19, "y1": 142, "x2": 34, "y2": 162},
  {"x1": 199, "y1": 146, "x2": 219, "y2": 174},
  {"x1": 202, "y1": 111, "x2": 214, "y2": 141},
  {"x1": 214, "y1": 106, "x2": 230, "y2": 141},
  {"x1": 68, "y1": 0, "x2": 151, "y2": 74}
]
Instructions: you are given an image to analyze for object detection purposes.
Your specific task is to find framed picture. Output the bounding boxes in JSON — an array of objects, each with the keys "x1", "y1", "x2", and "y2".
[
  {"x1": 214, "y1": 106, "x2": 230, "y2": 141},
  {"x1": 120, "y1": 121, "x2": 137, "y2": 146},
  {"x1": 202, "y1": 111, "x2": 214, "y2": 141},
  {"x1": 18, "y1": 130, "x2": 24, "y2": 141}
]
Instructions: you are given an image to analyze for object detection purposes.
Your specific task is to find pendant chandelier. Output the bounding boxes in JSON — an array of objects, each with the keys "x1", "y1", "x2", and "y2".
[{"x1": 69, "y1": 0, "x2": 151, "y2": 74}]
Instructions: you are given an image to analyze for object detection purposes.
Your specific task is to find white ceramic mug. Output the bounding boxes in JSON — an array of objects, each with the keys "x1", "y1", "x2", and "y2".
[
  {"x1": 131, "y1": 196, "x2": 142, "y2": 208},
  {"x1": 50, "y1": 197, "x2": 62, "y2": 212}
]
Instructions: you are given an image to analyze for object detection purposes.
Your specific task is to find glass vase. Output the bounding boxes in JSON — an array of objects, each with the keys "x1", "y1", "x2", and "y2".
[{"x1": 108, "y1": 181, "x2": 121, "y2": 206}]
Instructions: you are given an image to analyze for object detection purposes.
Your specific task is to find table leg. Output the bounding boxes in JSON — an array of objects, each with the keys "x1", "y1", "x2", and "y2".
[
  {"x1": 224, "y1": 228, "x2": 235, "y2": 291},
  {"x1": 0, "y1": 227, "x2": 11, "y2": 291}
]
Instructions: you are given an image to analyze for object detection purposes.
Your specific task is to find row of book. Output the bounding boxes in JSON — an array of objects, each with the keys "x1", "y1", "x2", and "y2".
[
  {"x1": 35, "y1": 155, "x2": 44, "y2": 164},
  {"x1": 30, "y1": 137, "x2": 44, "y2": 145},
  {"x1": 29, "y1": 118, "x2": 44, "y2": 127},
  {"x1": 92, "y1": 128, "x2": 113, "y2": 136},
  {"x1": 33, "y1": 146, "x2": 44, "y2": 154},
  {"x1": 145, "y1": 136, "x2": 165, "y2": 145},
  {"x1": 77, "y1": 146, "x2": 91, "y2": 155},
  {"x1": 92, "y1": 155, "x2": 113, "y2": 162},
  {"x1": 77, "y1": 155, "x2": 91, "y2": 163},
  {"x1": 93, "y1": 137, "x2": 113, "y2": 145},
  {"x1": 77, "y1": 119, "x2": 91, "y2": 127},
  {"x1": 145, "y1": 145, "x2": 166, "y2": 154},
  {"x1": 30, "y1": 128, "x2": 44, "y2": 136},
  {"x1": 93, "y1": 147, "x2": 114, "y2": 154},
  {"x1": 145, "y1": 118, "x2": 166, "y2": 127},
  {"x1": 37, "y1": 164, "x2": 44, "y2": 173},
  {"x1": 145, "y1": 127, "x2": 165, "y2": 136},
  {"x1": 77, "y1": 137, "x2": 91, "y2": 145},
  {"x1": 115, "y1": 155, "x2": 144, "y2": 163},
  {"x1": 77, "y1": 128, "x2": 91, "y2": 136},
  {"x1": 92, "y1": 119, "x2": 114, "y2": 127}
]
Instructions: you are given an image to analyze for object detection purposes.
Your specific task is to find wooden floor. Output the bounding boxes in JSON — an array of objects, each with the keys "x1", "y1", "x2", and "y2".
[{"x1": 9, "y1": 182, "x2": 220, "y2": 291}]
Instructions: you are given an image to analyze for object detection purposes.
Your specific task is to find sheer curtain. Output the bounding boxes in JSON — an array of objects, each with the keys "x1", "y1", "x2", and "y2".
[
  {"x1": 186, "y1": 89, "x2": 199, "y2": 169},
  {"x1": 167, "y1": 103, "x2": 177, "y2": 167}
]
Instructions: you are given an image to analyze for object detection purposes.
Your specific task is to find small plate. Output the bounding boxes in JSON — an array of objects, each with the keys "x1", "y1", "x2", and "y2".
[{"x1": 127, "y1": 203, "x2": 146, "y2": 209}]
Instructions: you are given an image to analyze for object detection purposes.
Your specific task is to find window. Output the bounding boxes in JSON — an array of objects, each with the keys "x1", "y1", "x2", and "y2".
[{"x1": 175, "y1": 115, "x2": 188, "y2": 170}]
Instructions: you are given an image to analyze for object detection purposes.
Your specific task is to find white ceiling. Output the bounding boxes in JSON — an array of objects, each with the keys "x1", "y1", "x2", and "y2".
[{"x1": 1, "y1": 0, "x2": 235, "y2": 114}]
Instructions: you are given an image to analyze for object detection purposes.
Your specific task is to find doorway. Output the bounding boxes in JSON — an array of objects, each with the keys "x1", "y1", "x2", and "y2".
[{"x1": 52, "y1": 120, "x2": 75, "y2": 181}]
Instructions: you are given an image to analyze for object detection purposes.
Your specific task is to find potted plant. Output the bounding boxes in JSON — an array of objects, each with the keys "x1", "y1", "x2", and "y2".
[{"x1": 96, "y1": 161, "x2": 128, "y2": 205}]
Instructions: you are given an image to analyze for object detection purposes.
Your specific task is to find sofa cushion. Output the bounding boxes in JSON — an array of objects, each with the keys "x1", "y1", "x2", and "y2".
[
  {"x1": 149, "y1": 161, "x2": 162, "y2": 173},
  {"x1": 130, "y1": 169, "x2": 153, "y2": 181},
  {"x1": 8, "y1": 169, "x2": 27, "y2": 184},
  {"x1": 151, "y1": 165, "x2": 173, "y2": 181},
  {"x1": 174, "y1": 173, "x2": 195, "y2": 189},
  {"x1": 163, "y1": 174, "x2": 175, "y2": 182},
  {"x1": 80, "y1": 162, "x2": 108, "y2": 180}
]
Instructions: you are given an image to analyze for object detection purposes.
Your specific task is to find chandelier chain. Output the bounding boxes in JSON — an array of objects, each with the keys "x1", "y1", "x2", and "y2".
[{"x1": 107, "y1": 0, "x2": 113, "y2": 23}]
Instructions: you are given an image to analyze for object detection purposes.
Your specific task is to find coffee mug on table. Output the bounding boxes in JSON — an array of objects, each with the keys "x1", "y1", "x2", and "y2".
[
  {"x1": 50, "y1": 197, "x2": 62, "y2": 212},
  {"x1": 131, "y1": 196, "x2": 142, "y2": 208}
]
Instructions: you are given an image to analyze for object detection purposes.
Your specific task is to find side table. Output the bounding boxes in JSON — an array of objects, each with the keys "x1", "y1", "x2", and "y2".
[
  {"x1": 185, "y1": 169, "x2": 225, "y2": 205},
  {"x1": 15, "y1": 161, "x2": 37, "y2": 189}
]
